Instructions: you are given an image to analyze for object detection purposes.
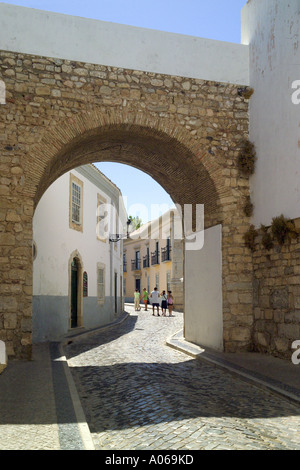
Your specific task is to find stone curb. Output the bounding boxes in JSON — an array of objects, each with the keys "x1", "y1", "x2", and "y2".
[
  {"x1": 58, "y1": 311, "x2": 130, "y2": 450},
  {"x1": 62, "y1": 311, "x2": 129, "y2": 344},
  {"x1": 56, "y1": 344, "x2": 95, "y2": 450},
  {"x1": 166, "y1": 330, "x2": 300, "y2": 407}
]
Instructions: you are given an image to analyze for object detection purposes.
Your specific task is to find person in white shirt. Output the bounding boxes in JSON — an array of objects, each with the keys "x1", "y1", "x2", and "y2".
[{"x1": 150, "y1": 287, "x2": 160, "y2": 316}]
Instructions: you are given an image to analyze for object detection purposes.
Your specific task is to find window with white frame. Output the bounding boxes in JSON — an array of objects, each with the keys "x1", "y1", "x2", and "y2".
[
  {"x1": 72, "y1": 182, "x2": 81, "y2": 224},
  {"x1": 69, "y1": 174, "x2": 83, "y2": 231}
]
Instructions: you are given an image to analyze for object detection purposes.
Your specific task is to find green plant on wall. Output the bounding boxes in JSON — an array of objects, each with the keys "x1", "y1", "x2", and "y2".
[
  {"x1": 286, "y1": 220, "x2": 300, "y2": 240},
  {"x1": 270, "y1": 214, "x2": 300, "y2": 245},
  {"x1": 237, "y1": 140, "x2": 256, "y2": 176},
  {"x1": 244, "y1": 224, "x2": 258, "y2": 251},
  {"x1": 244, "y1": 214, "x2": 300, "y2": 251},
  {"x1": 243, "y1": 196, "x2": 254, "y2": 217},
  {"x1": 238, "y1": 87, "x2": 254, "y2": 100},
  {"x1": 260, "y1": 224, "x2": 274, "y2": 250}
]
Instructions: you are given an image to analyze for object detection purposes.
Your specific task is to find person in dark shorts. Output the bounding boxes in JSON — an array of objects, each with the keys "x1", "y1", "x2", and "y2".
[{"x1": 161, "y1": 290, "x2": 168, "y2": 316}]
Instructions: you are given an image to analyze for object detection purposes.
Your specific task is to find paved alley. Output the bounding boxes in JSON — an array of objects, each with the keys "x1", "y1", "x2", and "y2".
[{"x1": 64, "y1": 305, "x2": 300, "y2": 451}]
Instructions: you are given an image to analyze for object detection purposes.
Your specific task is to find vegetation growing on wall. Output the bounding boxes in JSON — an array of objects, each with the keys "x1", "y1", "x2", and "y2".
[
  {"x1": 271, "y1": 214, "x2": 300, "y2": 245},
  {"x1": 243, "y1": 196, "x2": 254, "y2": 217},
  {"x1": 244, "y1": 215, "x2": 300, "y2": 251},
  {"x1": 260, "y1": 224, "x2": 274, "y2": 251},
  {"x1": 244, "y1": 224, "x2": 258, "y2": 251},
  {"x1": 237, "y1": 140, "x2": 256, "y2": 176},
  {"x1": 238, "y1": 87, "x2": 254, "y2": 100}
]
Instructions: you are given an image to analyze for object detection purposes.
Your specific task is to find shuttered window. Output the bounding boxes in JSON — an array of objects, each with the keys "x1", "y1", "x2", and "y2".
[
  {"x1": 69, "y1": 174, "x2": 83, "y2": 231},
  {"x1": 97, "y1": 266, "x2": 105, "y2": 303}
]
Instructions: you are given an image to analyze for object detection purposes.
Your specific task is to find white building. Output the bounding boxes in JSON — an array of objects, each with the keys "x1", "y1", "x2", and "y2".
[
  {"x1": 33, "y1": 164, "x2": 127, "y2": 342},
  {"x1": 241, "y1": 0, "x2": 300, "y2": 227}
]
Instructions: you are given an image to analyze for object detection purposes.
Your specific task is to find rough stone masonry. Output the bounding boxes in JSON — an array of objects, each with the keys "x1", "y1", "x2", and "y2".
[{"x1": 0, "y1": 49, "x2": 256, "y2": 359}]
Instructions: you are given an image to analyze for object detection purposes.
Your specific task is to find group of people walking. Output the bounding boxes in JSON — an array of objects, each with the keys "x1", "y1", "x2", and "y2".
[{"x1": 134, "y1": 287, "x2": 174, "y2": 317}]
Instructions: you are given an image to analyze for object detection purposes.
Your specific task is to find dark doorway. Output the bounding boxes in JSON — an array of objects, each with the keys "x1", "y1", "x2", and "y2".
[{"x1": 71, "y1": 258, "x2": 78, "y2": 328}]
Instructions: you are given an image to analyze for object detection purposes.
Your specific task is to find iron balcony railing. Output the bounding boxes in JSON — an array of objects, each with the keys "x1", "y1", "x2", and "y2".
[
  {"x1": 143, "y1": 255, "x2": 150, "y2": 268},
  {"x1": 131, "y1": 259, "x2": 141, "y2": 271},
  {"x1": 151, "y1": 250, "x2": 160, "y2": 265},
  {"x1": 161, "y1": 246, "x2": 172, "y2": 262}
]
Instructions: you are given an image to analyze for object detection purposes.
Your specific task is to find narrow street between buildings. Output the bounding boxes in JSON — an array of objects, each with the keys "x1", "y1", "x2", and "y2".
[{"x1": 64, "y1": 305, "x2": 300, "y2": 450}]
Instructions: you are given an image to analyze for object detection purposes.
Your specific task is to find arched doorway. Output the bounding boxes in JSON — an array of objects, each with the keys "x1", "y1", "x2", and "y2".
[
  {"x1": 70, "y1": 257, "x2": 79, "y2": 328},
  {"x1": 69, "y1": 251, "x2": 83, "y2": 330}
]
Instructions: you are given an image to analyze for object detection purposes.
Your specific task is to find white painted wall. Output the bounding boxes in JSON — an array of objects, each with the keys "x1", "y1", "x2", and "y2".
[
  {"x1": 32, "y1": 165, "x2": 126, "y2": 341},
  {"x1": 242, "y1": 0, "x2": 300, "y2": 226},
  {"x1": 33, "y1": 168, "x2": 118, "y2": 298},
  {"x1": 33, "y1": 165, "x2": 127, "y2": 301},
  {"x1": 0, "y1": 2, "x2": 249, "y2": 85},
  {"x1": 184, "y1": 225, "x2": 223, "y2": 351}
]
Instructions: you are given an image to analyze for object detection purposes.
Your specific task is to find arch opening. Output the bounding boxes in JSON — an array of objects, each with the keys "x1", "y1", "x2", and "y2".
[
  {"x1": 34, "y1": 124, "x2": 222, "y2": 230},
  {"x1": 31, "y1": 123, "x2": 222, "y2": 345},
  {"x1": 9, "y1": 117, "x2": 253, "y2": 358}
]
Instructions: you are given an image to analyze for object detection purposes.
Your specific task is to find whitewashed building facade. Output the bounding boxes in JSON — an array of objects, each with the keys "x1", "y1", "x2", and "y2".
[{"x1": 33, "y1": 164, "x2": 127, "y2": 342}]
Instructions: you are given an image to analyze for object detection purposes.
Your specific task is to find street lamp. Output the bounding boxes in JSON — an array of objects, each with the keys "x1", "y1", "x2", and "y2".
[{"x1": 109, "y1": 218, "x2": 132, "y2": 242}]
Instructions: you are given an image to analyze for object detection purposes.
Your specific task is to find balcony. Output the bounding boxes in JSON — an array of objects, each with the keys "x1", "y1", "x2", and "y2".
[
  {"x1": 151, "y1": 250, "x2": 160, "y2": 266},
  {"x1": 161, "y1": 246, "x2": 171, "y2": 262},
  {"x1": 131, "y1": 259, "x2": 141, "y2": 271},
  {"x1": 123, "y1": 261, "x2": 127, "y2": 272},
  {"x1": 143, "y1": 255, "x2": 150, "y2": 268}
]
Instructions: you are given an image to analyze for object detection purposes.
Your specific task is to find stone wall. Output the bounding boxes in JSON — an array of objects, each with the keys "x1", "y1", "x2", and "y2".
[
  {"x1": 0, "y1": 49, "x2": 253, "y2": 358},
  {"x1": 252, "y1": 219, "x2": 300, "y2": 359}
]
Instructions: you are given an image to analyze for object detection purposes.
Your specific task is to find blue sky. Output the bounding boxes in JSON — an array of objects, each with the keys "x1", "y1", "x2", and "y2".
[
  {"x1": 3, "y1": 0, "x2": 247, "y2": 221},
  {"x1": 2, "y1": 0, "x2": 247, "y2": 42}
]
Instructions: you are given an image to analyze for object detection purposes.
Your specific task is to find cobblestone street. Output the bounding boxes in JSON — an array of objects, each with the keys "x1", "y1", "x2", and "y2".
[{"x1": 64, "y1": 306, "x2": 300, "y2": 450}]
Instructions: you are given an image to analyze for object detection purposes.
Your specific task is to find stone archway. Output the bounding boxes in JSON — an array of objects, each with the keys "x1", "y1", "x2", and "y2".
[
  {"x1": 0, "y1": 50, "x2": 252, "y2": 358},
  {"x1": 34, "y1": 121, "x2": 222, "y2": 227}
]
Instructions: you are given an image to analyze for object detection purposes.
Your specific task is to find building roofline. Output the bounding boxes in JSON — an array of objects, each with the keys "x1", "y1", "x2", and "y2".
[{"x1": 125, "y1": 208, "x2": 178, "y2": 242}]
